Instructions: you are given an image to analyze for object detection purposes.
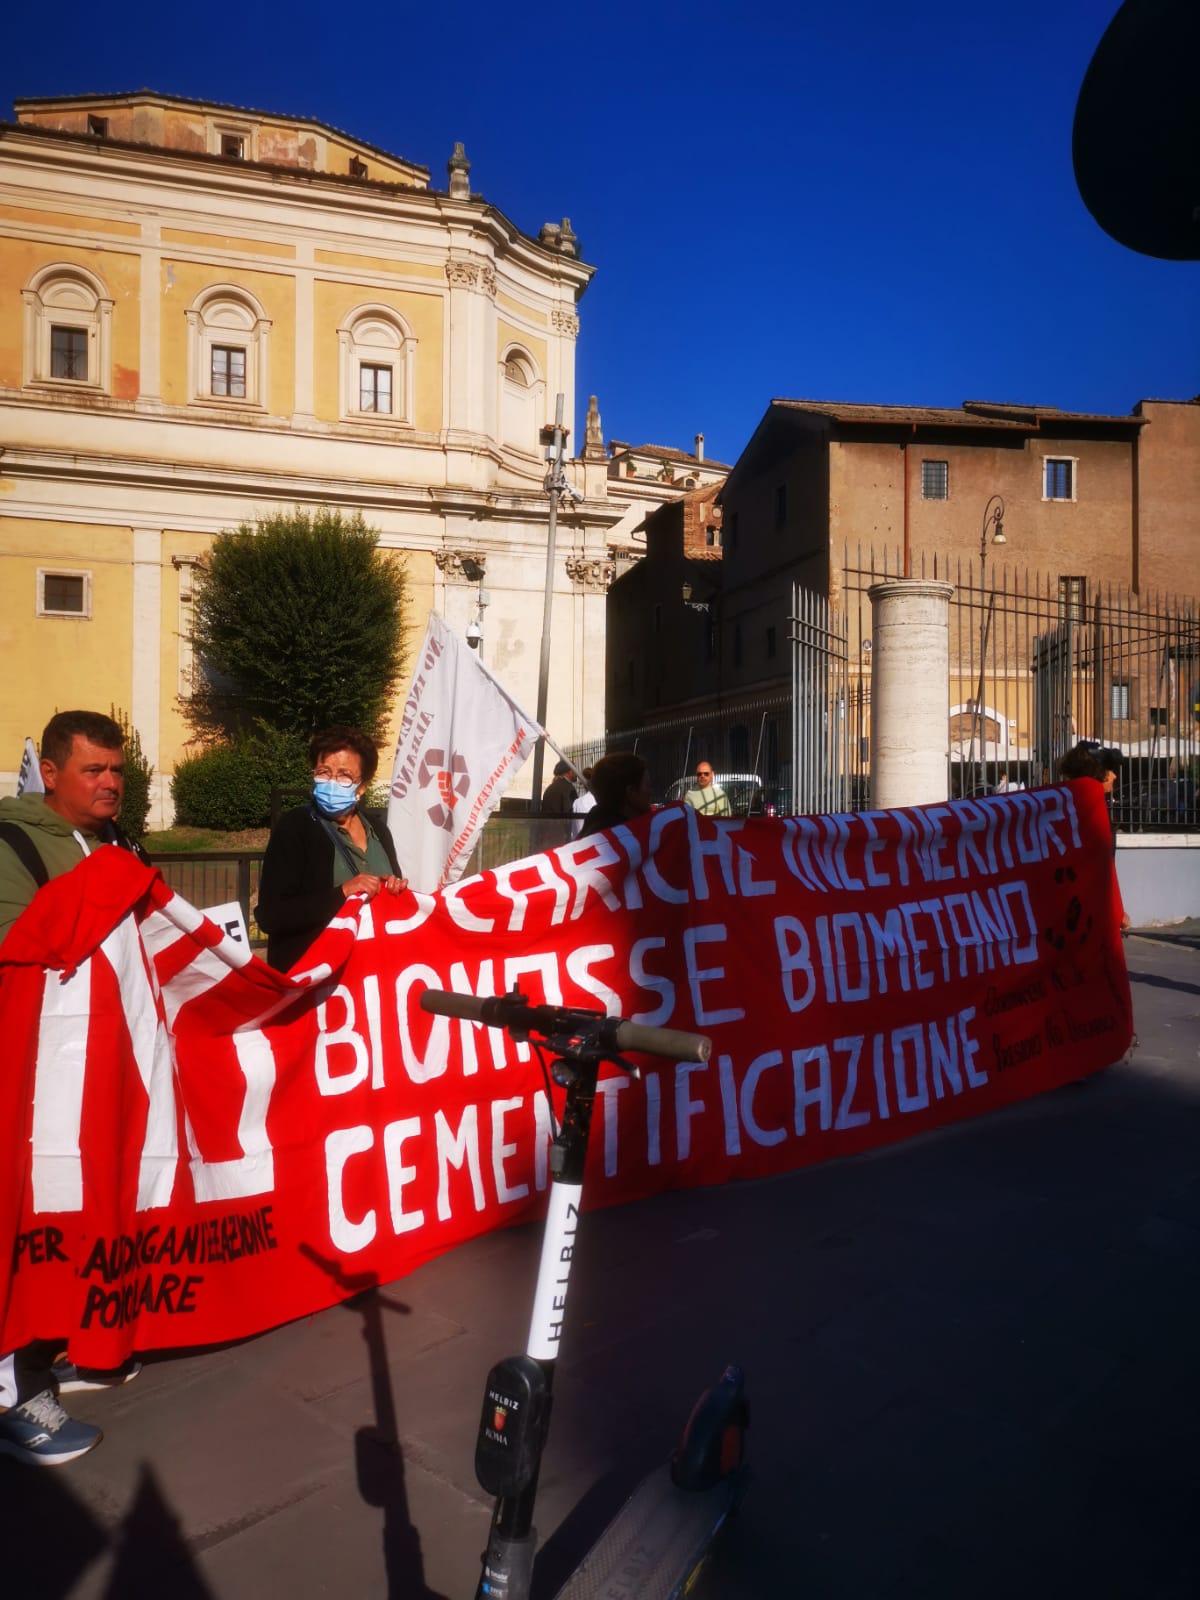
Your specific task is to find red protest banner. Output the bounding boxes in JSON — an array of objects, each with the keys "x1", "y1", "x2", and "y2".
[{"x1": 0, "y1": 782, "x2": 1130, "y2": 1367}]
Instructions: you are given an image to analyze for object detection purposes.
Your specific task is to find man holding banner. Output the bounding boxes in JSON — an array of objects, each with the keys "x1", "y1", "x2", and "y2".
[{"x1": 0, "y1": 711, "x2": 145, "y2": 1466}]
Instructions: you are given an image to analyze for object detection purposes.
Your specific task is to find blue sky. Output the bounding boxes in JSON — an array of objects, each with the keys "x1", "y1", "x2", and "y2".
[{"x1": 5, "y1": 1, "x2": 1195, "y2": 466}]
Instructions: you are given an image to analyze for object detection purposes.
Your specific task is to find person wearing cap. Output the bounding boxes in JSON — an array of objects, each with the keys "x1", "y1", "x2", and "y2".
[{"x1": 541, "y1": 760, "x2": 577, "y2": 817}]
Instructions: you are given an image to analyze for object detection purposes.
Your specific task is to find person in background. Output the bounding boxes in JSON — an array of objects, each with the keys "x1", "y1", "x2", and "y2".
[
  {"x1": 255, "y1": 725, "x2": 407, "y2": 972},
  {"x1": 1057, "y1": 740, "x2": 1131, "y2": 931},
  {"x1": 541, "y1": 759, "x2": 577, "y2": 816},
  {"x1": 684, "y1": 760, "x2": 731, "y2": 817},
  {"x1": 571, "y1": 766, "x2": 597, "y2": 839},
  {"x1": 579, "y1": 753, "x2": 654, "y2": 838},
  {"x1": 0, "y1": 710, "x2": 146, "y2": 1467}
]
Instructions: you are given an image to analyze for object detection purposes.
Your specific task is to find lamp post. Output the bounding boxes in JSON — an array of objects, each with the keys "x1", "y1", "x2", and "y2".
[
  {"x1": 969, "y1": 495, "x2": 1008, "y2": 784},
  {"x1": 979, "y1": 494, "x2": 1006, "y2": 586},
  {"x1": 530, "y1": 394, "x2": 577, "y2": 807}
]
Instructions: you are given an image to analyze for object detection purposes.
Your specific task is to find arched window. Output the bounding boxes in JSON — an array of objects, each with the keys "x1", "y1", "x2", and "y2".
[
  {"x1": 22, "y1": 264, "x2": 113, "y2": 394},
  {"x1": 337, "y1": 305, "x2": 416, "y2": 425},
  {"x1": 186, "y1": 285, "x2": 271, "y2": 409},
  {"x1": 498, "y1": 343, "x2": 543, "y2": 453}
]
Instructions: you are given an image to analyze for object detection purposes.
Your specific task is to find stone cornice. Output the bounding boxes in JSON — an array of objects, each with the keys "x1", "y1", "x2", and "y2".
[
  {"x1": 0, "y1": 444, "x2": 629, "y2": 529},
  {"x1": 0, "y1": 125, "x2": 596, "y2": 290}
]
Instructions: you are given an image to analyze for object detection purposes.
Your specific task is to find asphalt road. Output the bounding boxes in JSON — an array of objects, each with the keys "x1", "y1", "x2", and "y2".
[{"x1": 5, "y1": 925, "x2": 1198, "y2": 1600}]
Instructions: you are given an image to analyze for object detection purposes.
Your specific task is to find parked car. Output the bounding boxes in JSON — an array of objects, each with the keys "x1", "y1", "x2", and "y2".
[{"x1": 662, "y1": 773, "x2": 773, "y2": 817}]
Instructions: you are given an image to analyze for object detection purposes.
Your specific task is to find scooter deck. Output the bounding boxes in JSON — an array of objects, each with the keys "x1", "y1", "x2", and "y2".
[{"x1": 554, "y1": 1462, "x2": 745, "y2": 1600}]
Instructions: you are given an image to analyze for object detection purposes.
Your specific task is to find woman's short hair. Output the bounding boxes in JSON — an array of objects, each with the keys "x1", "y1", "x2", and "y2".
[
  {"x1": 1057, "y1": 741, "x2": 1105, "y2": 782},
  {"x1": 590, "y1": 752, "x2": 648, "y2": 811},
  {"x1": 308, "y1": 726, "x2": 380, "y2": 785}
]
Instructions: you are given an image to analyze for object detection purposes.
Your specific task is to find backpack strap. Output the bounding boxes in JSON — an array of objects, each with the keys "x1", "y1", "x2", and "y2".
[{"x1": 0, "y1": 822, "x2": 51, "y2": 889}]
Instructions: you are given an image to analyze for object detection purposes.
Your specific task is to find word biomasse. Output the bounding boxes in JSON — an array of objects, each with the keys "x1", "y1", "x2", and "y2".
[{"x1": 0, "y1": 782, "x2": 1130, "y2": 1365}]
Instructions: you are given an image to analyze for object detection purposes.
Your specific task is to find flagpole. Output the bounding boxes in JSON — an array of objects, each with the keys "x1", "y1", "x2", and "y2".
[{"x1": 530, "y1": 393, "x2": 568, "y2": 807}]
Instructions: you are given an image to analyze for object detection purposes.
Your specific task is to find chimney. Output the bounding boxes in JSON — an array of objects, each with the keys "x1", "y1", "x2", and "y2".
[{"x1": 694, "y1": 433, "x2": 705, "y2": 461}]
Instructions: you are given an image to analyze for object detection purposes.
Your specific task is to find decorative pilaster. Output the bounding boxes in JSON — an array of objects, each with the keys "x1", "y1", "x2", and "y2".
[
  {"x1": 435, "y1": 550, "x2": 488, "y2": 582},
  {"x1": 565, "y1": 553, "x2": 614, "y2": 590}
]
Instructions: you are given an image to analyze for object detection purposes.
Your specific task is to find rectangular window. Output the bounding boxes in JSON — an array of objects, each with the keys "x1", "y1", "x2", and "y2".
[
  {"x1": 766, "y1": 625, "x2": 777, "y2": 659},
  {"x1": 50, "y1": 325, "x2": 88, "y2": 381},
  {"x1": 359, "y1": 363, "x2": 392, "y2": 414},
  {"x1": 1059, "y1": 575, "x2": 1087, "y2": 623},
  {"x1": 38, "y1": 570, "x2": 91, "y2": 617},
  {"x1": 774, "y1": 485, "x2": 787, "y2": 527},
  {"x1": 1110, "y1": 681, "x2": 1131, "y2": 721},
  {"x1": 1044, "y1": 458, "x2": 1075, "y2": 500},
  {"x1": 921, "y1": 460, "x2": 949, "y2": 499},
  {"x1": 221, "y1": 133, "x2": 245, "y2": 159},
  {"x1": 211, "y1": 346, "x2": 246, "y2": 399},
  {"x1": 705, "y1": 524, "x2": 721, "y2": 548},
  {"x1": 349, "y1": 156, "x2": 368, "y2": 178},
  {"x1": 87, "y1": 114, "x2": 109, "y2": 137}
]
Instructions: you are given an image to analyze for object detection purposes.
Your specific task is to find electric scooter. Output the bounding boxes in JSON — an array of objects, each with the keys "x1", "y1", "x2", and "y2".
[{"x1": 418, "y1": 989, "x2": 749, "y2": 1600}]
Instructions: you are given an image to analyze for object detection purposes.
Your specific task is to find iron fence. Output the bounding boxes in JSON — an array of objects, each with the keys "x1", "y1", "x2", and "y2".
[
  {"x1": 838, "y1": 547, "x2": 1200, "y2": 832},
  {"x1": 148, "y1": 850, "x2": 264, "y2": 941},
  {"x1": 567, "y1": 691, "x2": 792, "y2": 815}
]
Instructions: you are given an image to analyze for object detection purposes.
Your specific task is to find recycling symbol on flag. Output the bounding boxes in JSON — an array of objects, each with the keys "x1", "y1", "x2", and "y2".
[{"x1": 418, "y1": 748, "x2": 471, "y2": 831}]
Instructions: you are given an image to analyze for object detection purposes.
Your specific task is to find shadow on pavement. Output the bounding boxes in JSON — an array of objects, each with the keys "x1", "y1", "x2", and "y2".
[
  {"x1": 301, "y1": 1244, "x2": 449, "y2": 1600},
  {"x1": 0, "y1": 1454, "x2": 215, "y2": 1599}
]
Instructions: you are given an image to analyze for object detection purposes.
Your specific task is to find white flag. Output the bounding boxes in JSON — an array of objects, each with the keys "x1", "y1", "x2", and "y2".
[
  {"x1": 17, "y1": 737, "x2": 44, "y2": 796},
  {"x1": 387, "y1": 614, "x2": 542, "y2": 892}
]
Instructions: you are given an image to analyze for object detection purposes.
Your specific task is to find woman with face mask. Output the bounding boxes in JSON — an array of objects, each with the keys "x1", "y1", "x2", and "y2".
[{"x1": 255, "y1": 725, "x2": 408, "y2": 971}]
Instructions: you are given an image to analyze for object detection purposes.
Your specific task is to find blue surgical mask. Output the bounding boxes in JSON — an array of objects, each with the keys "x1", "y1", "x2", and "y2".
[{"x1": 313, "y1": 778, "x2": 358, "y2": 816}]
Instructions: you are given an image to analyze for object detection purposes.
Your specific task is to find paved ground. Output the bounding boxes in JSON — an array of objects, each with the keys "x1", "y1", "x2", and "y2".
[{"x1": 6, "y1": 925, "x2": 1199, "y2": 1600}]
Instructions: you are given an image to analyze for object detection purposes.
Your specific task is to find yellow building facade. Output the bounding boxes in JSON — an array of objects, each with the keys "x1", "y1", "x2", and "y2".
[{"x1": 0, "y1": 91, "x2": 623, "y2": 819}]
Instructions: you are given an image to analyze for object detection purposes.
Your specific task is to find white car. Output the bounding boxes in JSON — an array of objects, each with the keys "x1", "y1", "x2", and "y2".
[{"x1": 662, "y1": 773, "x2": 771, "y2": 816}]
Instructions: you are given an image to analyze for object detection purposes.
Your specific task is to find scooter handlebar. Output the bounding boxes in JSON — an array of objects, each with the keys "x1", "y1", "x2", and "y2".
[
  {"x1": 610, "y1": 1019, "x2": 712, "y2": 1062},
  {"x1": 419, "y1": 989, "x2": 711, "y2": 1063}
]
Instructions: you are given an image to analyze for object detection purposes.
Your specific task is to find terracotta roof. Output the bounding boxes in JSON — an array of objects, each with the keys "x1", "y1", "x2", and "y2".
[
  {"x1": 962, "y1": 399, "x2": 1145, "y2": 424},
  {"x1": 773, "y1": 398, "x2": 1144, "y2": 429},
  {"x1": 608, "y1": 441, "x2": 732, "y2": 469},
  {"x1": 13, "y1": 88, "x2": 430, "y2": 179}
]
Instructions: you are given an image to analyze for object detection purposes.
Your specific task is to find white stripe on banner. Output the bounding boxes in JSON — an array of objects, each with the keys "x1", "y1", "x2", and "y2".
[
  {"x1": 184, "y1": 1030, "x2": 276, "y2": 1203},
  {"x1": 31, "y1": 961, "x2": 93, "y2": 1212},
  {"x1": 100, "y1": 915, "x2": 180, "y2": 1210}
]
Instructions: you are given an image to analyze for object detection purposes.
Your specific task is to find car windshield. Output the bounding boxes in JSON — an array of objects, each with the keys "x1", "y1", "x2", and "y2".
[{"x1": 664, "y1": 774, "x2": 764, "y2": 815}]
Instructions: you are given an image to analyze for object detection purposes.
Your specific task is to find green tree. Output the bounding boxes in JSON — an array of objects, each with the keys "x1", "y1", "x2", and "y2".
[
  {"x1": 188, "y1": 508, "x2": 408, "y2": 742},
  {"x1": 111, "y1": 706, "x2": 154, "y2": 840}
]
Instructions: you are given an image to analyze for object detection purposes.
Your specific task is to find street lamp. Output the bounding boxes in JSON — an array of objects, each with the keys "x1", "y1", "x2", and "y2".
[
  {"x1": 979, "y1": 494, "x2": 1006, "y2": 586},
  {"x1": 970, "y1": 494, "x2": 1008, "y2": 785},
  {"x1": 530, "y1": 395, "x2": 580, "y2": 806}
]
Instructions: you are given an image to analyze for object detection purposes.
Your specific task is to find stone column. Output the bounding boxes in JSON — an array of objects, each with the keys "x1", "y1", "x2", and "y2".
[{"x1": 868, "y1": 579, "x2": 954, "y2": 810}]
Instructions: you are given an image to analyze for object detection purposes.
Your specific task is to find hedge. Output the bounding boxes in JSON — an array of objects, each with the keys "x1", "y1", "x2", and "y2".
[{"x1": 171, "y1": 730, "x2": 309, "y2": 832}]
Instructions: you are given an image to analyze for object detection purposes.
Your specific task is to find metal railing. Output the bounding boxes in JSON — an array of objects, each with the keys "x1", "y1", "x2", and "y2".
[
  {"x1": 148, "y1": 850, "x2": 264, "y2": 940},
  {"x1": 569, "y1": 690, "x2": 792, "y2": 815},
  {"x1": 839, "y1": 546, "x2": 1199, "y2": 831}
]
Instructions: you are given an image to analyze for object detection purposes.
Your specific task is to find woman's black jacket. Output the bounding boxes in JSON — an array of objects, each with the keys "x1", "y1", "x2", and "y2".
[{"x1": 255, "y1": 805, "x2": 402, "y2": 973}]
